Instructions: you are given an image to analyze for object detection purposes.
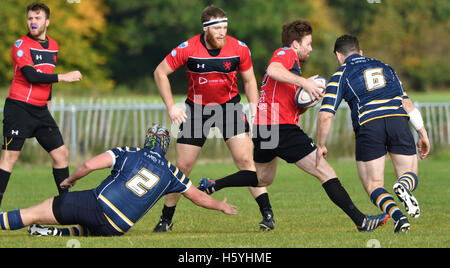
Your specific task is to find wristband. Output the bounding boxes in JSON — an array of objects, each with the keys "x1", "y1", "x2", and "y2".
[{"x1": 408, "y1": 108, "x2": 424, "y2": 131}]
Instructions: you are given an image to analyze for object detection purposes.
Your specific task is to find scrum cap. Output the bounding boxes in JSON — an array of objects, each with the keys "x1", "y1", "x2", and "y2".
[{"x1": 144, "y1": 124, "x2": 171, "y2": 154}]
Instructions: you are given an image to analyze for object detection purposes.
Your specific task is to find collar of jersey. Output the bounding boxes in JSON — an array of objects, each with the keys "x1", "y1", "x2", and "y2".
[{"x1": 345, "y1": 53, "x2": 365, "y2": 63}]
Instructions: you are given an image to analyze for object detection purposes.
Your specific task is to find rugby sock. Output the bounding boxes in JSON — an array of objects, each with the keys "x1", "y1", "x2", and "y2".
[
  {"x1": 53, "y1": 167, "x2": 69, "y2": 195},
  {"x1": 0, "y1": 210, "x2": 24, "y2": 230},
  {"x1": 255, "y1": 193, "x2": 273, "y2": 216},
  {"x1": 397, "y1": 172, "x2": 418, "y2": 192},
  {"x1": 213, "y1": 170, "x2": 259, "y2": 192},
  {"x1": 322, "y1": 178, "x2": 366, "y2": 226},
  {"x1": 370, "y1": 187, "x2": 403, "y2": 222},
  {"x1": 161, "y1": 205, "x2": 176, "y2": 221},
  {"x1": 0, "y1": 169, "x2": 11, "y2": 207},
  {"x1": 58, "y1": 225, "x2": 89, "y2": 236}
]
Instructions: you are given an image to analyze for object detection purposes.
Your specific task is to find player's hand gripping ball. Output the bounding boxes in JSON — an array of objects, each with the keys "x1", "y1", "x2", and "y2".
[{"x1": 295, "y1": 76, "x2": 327, "y2": 108}]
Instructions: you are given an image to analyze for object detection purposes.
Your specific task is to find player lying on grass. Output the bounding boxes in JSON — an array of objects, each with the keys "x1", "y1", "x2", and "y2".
[{"x1": 0, "y1": 125, "x2": 236, "y2": 236}]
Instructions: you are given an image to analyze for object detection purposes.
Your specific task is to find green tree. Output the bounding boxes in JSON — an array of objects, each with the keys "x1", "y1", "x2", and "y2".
[
  {"x1": 360, "y1": 0, "x2": 450, "y2": 91},
  {"x1": 0, "y1": 0, "x2": 111, "y2": 93},
  {"x1": 100, "y1": 0, "x2": 343, "y2": 93}
]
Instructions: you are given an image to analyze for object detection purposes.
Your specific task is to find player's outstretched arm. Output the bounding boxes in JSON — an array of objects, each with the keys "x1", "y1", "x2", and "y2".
[
  {"x1": 183, "y1": 187, "x2": 237, "y2": 215},
  {"x1": 60, "y1": 152, "x2": 113, "y2": 190},
  {"x1": 58, "y1": 70, "x2": 82, "y2": 82}
]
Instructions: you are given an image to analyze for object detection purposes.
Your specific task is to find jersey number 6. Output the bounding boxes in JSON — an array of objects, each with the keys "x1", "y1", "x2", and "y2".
[
  {"x1": 363, "y1": 68, "x2": 386, "y2": 91},
  {"x1": 126, "y1": 168, "x2": 160, "y2": 197}
]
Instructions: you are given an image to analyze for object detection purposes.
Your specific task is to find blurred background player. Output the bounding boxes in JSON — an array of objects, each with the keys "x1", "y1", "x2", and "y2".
[
  {"x1": 0, "y1": 125, "x2": 237, "y2": 237},
  {"x1": 199, "y1": 20, "x2": 389, "y2": 232},
  {"x1": 0, "y1": 2, "x2": 82, "y2": 211},
  {"x1": 153, "y1": 5, "x2": 273, "y2": 231},
  {"x1": 316, "y1": 34, "x2": 430, "y2": 232}
]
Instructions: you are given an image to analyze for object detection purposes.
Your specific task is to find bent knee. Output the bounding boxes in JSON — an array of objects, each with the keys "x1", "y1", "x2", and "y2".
[
  {"x1": 176, "y1": 160, "x2": 195, "y2": 175},
  {"x1": 50, "y1": 146, "x2": 69, "y2": 165},
  {"x1": 234, "y1": 157, "x2": 255, "y2": 171},
  {"x1": 0, "y1": 151, "x2": 21, "y2": 171}
]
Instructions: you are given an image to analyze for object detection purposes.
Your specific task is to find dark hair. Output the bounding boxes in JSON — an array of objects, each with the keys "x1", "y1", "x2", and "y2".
[
  {"x1": 27, "y1": 2, "x2": 50, "y2": 19},
  {"x1": 201, "y1": 5, "x2": 227, "y2": 23},
  {"x1": 281, "y1": 19, "x2": 312, "y2": 47},
  {"x1": 334, "y1": 34, "x2": 360, "y2": 56}
]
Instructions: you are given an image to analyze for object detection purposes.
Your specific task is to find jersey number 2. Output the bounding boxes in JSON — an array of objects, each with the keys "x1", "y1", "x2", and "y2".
[
  {"x1": 126, "y1": 168, "x2": 160, "y2": 197},
  {"x1": 363, "y1": 68, "x2": 386, "y2": 91}
]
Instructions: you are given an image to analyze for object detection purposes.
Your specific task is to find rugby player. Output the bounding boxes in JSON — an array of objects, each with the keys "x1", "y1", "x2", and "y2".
[
  {"x1": 153, "y1": 5, "x2": 274, "y2": 231},
  {"x1": 0, "y1": 2, "x2": 82, "y2": 210},
  {"x1": 199, "y1": 20, "x2": 389, "y2": 232},
  {"x1": 316, "y1": 34, "x2": 430, "y2": 232},
  {"x1": 0, "y1": 125, "x2": 236, "y2": 236}
]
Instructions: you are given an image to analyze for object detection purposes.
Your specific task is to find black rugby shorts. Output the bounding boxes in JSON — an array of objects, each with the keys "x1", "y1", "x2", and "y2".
[
  {"x1": 252, "y1": 124, "x2": 317, "y2": 163},
  {"x1": 2, "y1": 98, "x2": 64, "y2": 152},
  {"x1": 177, "y1": 94, "x2": 250, "y2": 147}
]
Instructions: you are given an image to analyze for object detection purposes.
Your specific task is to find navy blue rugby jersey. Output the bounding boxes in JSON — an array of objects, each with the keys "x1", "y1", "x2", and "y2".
[
  {"x1": 320, "y1": 54, "x2": 409, "y2": 130},
  {"x1": 93, "y1": 146, "x2": 192, "y2": 233}
]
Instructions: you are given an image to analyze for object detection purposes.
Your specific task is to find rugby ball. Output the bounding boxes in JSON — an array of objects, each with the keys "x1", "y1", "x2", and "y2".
[{"x1": 295, "y1": 76, "x2": 327, "y2": 108}]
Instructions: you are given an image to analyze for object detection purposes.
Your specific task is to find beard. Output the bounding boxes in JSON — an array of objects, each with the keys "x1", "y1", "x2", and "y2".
[
  {"x1": 205, "y1": 30, "x2": 226, "y2": 49},
  {"x1": 29, "y1": 24, "x2": 46, "y2": 39},
  {"x1": 297, "y1": 51, "x2": 310, "y2": 63}
]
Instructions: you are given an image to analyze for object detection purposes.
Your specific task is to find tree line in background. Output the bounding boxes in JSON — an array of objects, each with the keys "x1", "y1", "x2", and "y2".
[{"x1": 0, "y1": 0, "x2": 448, "y2": 95}]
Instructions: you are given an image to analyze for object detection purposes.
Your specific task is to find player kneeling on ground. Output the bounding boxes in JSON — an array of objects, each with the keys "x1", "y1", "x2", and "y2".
[{"x1": 0, "y1": 125, "x2": 236, "y2": 237}]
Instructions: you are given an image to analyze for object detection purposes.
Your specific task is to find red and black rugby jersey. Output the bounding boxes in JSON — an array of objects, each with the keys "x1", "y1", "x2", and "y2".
[
  {"x1": 165, "y1": 34, "x2": 252, "y2": 105},
  {"x1": 256, "y1": 47, "x2": 303, "y2": 125},
  {"x1": 9, "y1": 34, "x2": 58, "y2": 106}
]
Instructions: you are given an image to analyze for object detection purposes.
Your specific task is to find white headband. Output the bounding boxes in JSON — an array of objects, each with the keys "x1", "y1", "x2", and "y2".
[{"x1": 202, "y1": 18, "x2": 228, "y2": 28}]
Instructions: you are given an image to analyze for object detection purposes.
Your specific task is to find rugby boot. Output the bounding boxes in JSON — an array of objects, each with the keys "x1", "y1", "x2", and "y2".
[
  {"x1": 28, "y1": 224, "x2": 60, "y2": 236},
  {"x1": 357, "y1": 213, "x2": 389, "y2": 232},
  {"x1": 259, "y1": 209, "x2": 275, "y2": 231},
  {"x1": 393, "y1": 182, "x2": 420, "y2": 218},
  {"x1": 393, "y1": 216, "x2": 410, "y2": 233},
  {"x1": 198, "y1": 178, "x2": 216, "y2": 195},
  {"x1": 153, "y1": 217, "x2": 173, "y2": 232}
]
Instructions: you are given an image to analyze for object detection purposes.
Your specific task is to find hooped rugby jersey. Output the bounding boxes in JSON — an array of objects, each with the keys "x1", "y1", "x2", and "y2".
[
  {"x1": 93, "y1": 146, "x2": 192, "y2": 233},
  {"x1": 320, "y1": 54, "x2": 409, "y2": 130},
  {"x1": 256, "y1": 47, "x2": 303, "y2": 125},
  {"x1": 9, "y1": 34, "x2": 58, "y2": 106},
  {"x1": 165, "y1": 33, "x2": 253, "y2": 105}
]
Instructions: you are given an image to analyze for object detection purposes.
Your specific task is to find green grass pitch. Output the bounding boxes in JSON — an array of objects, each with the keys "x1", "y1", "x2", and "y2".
[{"x1": 0, "y1": 157, "x2": 449, "y2": 248}]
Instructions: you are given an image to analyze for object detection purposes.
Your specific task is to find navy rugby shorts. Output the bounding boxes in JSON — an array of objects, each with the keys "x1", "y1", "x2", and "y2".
[
  {"x1": 52, "y1": 190, "x2": 123, "y2": 236},
  {"x1": 355, "y1": 116, "x2": 416, "y2": 162}
]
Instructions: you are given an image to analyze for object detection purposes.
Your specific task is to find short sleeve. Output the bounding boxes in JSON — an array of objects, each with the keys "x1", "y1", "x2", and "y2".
[
  {"x1": 320, "y1": 68, "x2": 346, "y2": 114},
  {"x1": 165, "y1": 40, "x2": 190, "y2": 71},
  {"x1": 268, "y1": 49, "x2": 295, "y2": 70},
  {"x1": 166, "y1": 161, "x2": 192, "y2": 193},
  {"x1": 237, "y1": 40, "x2": 252, "y2": 72},
  {"x1": 107, "y1": 146, "x2": 140, "y2": 169}
]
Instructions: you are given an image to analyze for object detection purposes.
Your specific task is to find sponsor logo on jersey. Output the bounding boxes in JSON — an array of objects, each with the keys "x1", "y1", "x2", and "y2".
[
  {"x1": 178, "y1": 41, "x2": 189, "y2": 48},
  {"x1": 15, "y1": 40, "x2": 23, "y2": 48},
  {"x1": 238, "y1": 40, "x2": 247, "y2": 47}
]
